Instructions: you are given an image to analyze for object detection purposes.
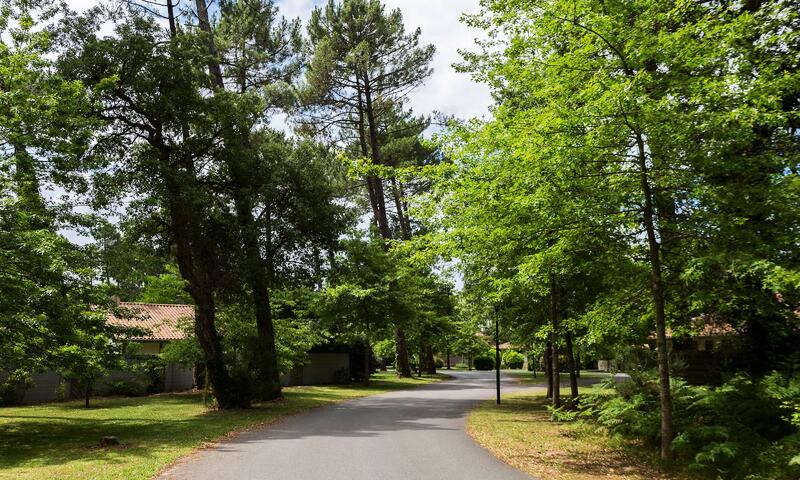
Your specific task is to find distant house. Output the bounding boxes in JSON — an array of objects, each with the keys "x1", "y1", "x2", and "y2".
[
  {"x1": 659, "y1": 322, "x2": 739, "y2": 385},
  {"x1": 0, "y1": 302, "x2": 196, "y2": 405},
  {"x1": 105, "y1": 302, "x2": 196, "y2": 392},
  {"x1": 2, "y1": 302, "x2": 351, "y2": 405},
  {"x1": 107, "y1": 302, "x2": 193, "y2": 353}
]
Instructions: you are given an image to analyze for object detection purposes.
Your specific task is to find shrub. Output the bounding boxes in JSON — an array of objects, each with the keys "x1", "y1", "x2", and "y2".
[
  {"x1": 54, "y1": 381, "x2": 66, "y2": 402},
  {"x1": 503, "y1": 350, "x2": 525, "y2": 369},
  {"x1": 0, "y1": 372, "x2": 33, "y2": 406},
  {"x1": 473, "y1": 352, "x2": 495, "y2": 371},
  {"x1": 434, "y1": 358, "x2": 444, "y2": 369},
  {"x1": 579, "y1": 371, "x2": 800, "y2": 480},
  {"x1": 106, "y1": 380, "x2": 144, "y2": 397}
]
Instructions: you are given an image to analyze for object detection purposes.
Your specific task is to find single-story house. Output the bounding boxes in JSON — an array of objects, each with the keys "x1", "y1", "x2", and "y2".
[
  {"x1": 109, "y1": 303, "x2": 351, "y2": 388},
  {"x1": 105, "y1": 302, "x2": 197, "y2": 393},
  {"x1": 657, "y1": 322, "x2": 739, "y2": 385},
  {"x1": 2, "y1": 301, "x2": 350, "y2": 405}
]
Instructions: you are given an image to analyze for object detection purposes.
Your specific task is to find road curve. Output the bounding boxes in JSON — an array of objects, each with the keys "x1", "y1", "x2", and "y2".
[{"x1": 158, "y1": 371, "x2": 534, "y2": 480}]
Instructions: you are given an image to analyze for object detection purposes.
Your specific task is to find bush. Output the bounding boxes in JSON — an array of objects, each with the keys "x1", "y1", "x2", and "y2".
[
  {"x1": 106, "y1": 380, "x2": 143, "y2": 397},
  {"x1": 473, "y1": 352, "x2": 495, "y2": 371},
  {"x1": 579, "y1": 371, "x2": 800, "y2": 480},
  {"x1": 434, "y1": 358, "x2": 444, "y2": 368},
  {"x1": 503, "y1": 350, "x2": 525, "y2": 369}
]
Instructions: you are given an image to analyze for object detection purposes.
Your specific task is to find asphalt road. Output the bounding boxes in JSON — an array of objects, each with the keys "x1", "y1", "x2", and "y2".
[{"x1": 158, "y1": 370, "x2": 535, "y2": 480}]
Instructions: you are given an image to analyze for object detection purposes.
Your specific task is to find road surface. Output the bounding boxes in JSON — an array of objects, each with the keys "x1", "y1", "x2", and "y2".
[{"x1": 158, "y1": 371, "x2": 535, "y2": 480}]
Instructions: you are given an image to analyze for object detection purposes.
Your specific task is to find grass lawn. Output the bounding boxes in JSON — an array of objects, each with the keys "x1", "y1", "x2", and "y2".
[
  {"x1": 501, "y1": 369, "x2": 612, "y2": 385},
  {"x1": 467, "y1": 388, "x2": 685, "y2": 480},
  {"x1": 0, "y1": 372, "x2": 446, "y2": 480}
]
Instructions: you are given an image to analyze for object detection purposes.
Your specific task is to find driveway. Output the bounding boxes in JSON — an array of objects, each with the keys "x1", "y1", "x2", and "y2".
[{"x1": 158, "y1": 371, "x2": 536, "y2": 480}]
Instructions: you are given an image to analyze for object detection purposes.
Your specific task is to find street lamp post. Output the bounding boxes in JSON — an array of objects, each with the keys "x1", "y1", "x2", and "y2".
[{"x1": 495, "y1": 307, "x2": 501, "y2": 405}]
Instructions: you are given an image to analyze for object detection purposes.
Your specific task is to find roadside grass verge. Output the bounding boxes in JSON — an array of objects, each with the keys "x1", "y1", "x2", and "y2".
[
  {"x1": 0, "y1": 372, "x2": 446, "y2": 480},
  {"x1": 500, "y1": 369, "x2": 611, "y2": 385},
  {"x1": 467, "y1": 388, "x2": 684, "y2": 480}
]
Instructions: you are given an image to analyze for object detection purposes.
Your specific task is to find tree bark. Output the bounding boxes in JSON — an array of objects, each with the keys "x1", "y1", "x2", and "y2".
[
  {"x1": 544, "y1": 342, "x2": 553, "y2": 399},
  {"x1": 161, "y1": 146, "x2": 245, "y2": 408},
  {"x1": 395, "y1": 327, "x2": 412, "y2": 377},
  {"x1": 425, "y1": 345, "x2": 436, "y2": 374},
  {"x1": 391, "y1": 178, "x2": 412, "y2": 240},
  {"x1": 565, "y1": 329, "x2": 579, "y2": 404},
  {"x1": 550, "y1": 278, "x2": 561, "y2": 408},
  {"x1": 193, "y1": 0, "x2": 282, "y2": 401},
  {"x1": 633, "y1": 130, "x2": 674, "y2": 462},
  {"x1": 446, "y1": 348, "x2": 451, "y2": 370},
  {"x1": 359, "y1": 71, "x2": 411, "y2": 377}
]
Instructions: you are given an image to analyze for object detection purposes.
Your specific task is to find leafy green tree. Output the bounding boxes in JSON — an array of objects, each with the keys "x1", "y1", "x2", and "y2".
[
  {"x1": 451, "y1": 0, "x2": 799, "y2": 460},
  {"x1": 0, "y1": 0, "x2": 120, "y2": 404},
  {"x1": 316, "y1": 237, "x2": 400, "y2": 384},
  {"x1": 138, "y1": 264, "x2": 193, "y2": 304}
]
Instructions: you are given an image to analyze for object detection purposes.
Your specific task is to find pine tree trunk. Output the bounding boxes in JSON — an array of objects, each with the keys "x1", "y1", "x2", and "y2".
[
  {"x1": 233, "y1": 194, "x2": 282, "y2": 400},
  {"x1": 360, "y1": 73, "x2": 412, "y2": 378},
  {"x1": 193, "y1": 0, "x2": 282, "y2": 401},
  {"x1": 161, "y1": 151, "x2": 245, "y2": 409}
]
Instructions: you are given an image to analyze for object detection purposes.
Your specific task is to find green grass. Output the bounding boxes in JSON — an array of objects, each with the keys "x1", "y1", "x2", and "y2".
[
  {"x1": 501, "y1": 369, "x2": 611, "y2": 384},
  {"x1": 0, "y1": 372, "x2": 446, "y2": 480},
  {"x1": 467, "y1": 388, "x2": 684, "y2": 480}
]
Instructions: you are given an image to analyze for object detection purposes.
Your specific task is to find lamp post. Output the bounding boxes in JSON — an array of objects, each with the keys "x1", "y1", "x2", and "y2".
[{"x1": 495, "y1": 306, "x2": 501, "y2": 405}]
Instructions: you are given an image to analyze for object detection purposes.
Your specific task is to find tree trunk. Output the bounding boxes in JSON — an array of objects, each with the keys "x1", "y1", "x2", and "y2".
[
  {"x1": 550, "y1": 278, "x2": 561, "y2": 408},
  {"x1": 194, "y1": 0, "x2": 223, "y2": 87},
  {"x1": 84, "y1": 380, "x2": 91, "y2": 409},
  {"x1": 391, "y1": 178, "x2": 412, "y2": 240},
  {"x1": 544, "y1": 343, "x2": 553, "y2": 399},
  {"x1": 565, "y1": 329, "x2": 579, "y2": 404},
  {"x1": 363, "y1": 315, "x2": 371, "y2": 386},
  {"x1": 233, "y1": 194, "x2": 282, "y2": 400},
  {"x1": 363, "y1": 339, "x2": 371, "y2": 386},
  {"x1": 194, "y1": 298, "x2": 247, "y2": 408},
  {"x1": 633, "y1": 130, "x2": 674, "y2": 462},
  {"x1": 359, "y1": 73, "x2": 412, "y2": 378},
  {"x1": 425, "y1": 345, "x2": 436, "y2": 374},
  {"x1": 194, "y1": 0, "x2": 282, "y2": 401},
  {"x1": 162, "y1": 152, "x2": 244, "y2": 409},
  {"x1": 468, "y1": 353, "x2": 473, "y2": 371},
  {"x1": 446, "y1": 348, "x2": 451, "y2": 370},
  {"x1": 395, "y1": 327, "x2": 412, "y2": 377}
]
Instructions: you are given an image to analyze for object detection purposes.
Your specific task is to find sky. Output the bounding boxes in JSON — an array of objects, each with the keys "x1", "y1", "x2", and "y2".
[{"x1": 66, "y1": 0, "x2": 494, "y2": 122}]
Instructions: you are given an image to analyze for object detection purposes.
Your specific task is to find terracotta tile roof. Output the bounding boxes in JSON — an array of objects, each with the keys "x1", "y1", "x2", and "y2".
[{"x1": 107, "y1": 302, "x2": 193, "y2": 341}]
